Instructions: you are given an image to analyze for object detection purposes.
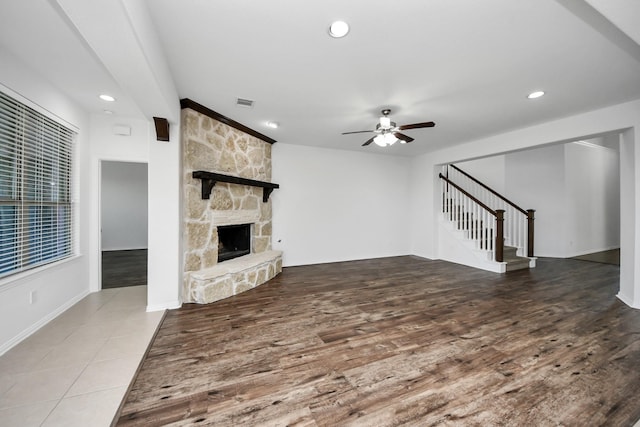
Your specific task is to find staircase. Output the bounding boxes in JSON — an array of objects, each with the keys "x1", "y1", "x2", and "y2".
[
  {"x1": 439, "y1": 164, "x2": 536, "y2": 273},
  {"x1": 502, "y1": 246, "x2": 531, "y2": 272}
]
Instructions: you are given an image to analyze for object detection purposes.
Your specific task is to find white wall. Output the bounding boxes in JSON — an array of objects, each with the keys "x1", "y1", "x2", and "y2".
[
  {"x1": 618, "y1": 127, "x2": 638, "y2": 307},
  {"x1": 564, "y1": 141, "x2": 620, "y2": 256},
  {"x1": 272, "y1": 143, "x2": 411, "y2": 266},
  {"x1": 457, "y1": 155, "x2": 507, "y2": 195},
  {"x1": 504, "y1": 144, "x2": 567, "y2": 257},
  {"x1": 146, "y1": 123, "x2": 182, "y2": 311},
  {"x1": 101, "y1": 161, "x2": 148, "y2": 251},
  {"x1": 0, "y1": 48, "x2": 91, "y2": 354},
  {"x1": 455, "y1": 140, "x2": 620, "y2": 258},
  {"x1": 87, "y1": 107, "x2": 181, "y2": 311},
  {"x1": 88, "y1": 114, "x2": 150, "y2": 293},
  {"x1": 57, "y1": 0, "x2": 183, "y2": 312}
]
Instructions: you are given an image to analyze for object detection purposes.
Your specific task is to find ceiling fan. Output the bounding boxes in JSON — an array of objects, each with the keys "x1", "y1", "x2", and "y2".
[{"x1": 342, "y1": 109, "x2": 435, "y2": 147}]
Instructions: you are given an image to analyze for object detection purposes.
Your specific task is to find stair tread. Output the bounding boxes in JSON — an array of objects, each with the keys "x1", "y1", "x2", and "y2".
[
  {"x1": 503, "y1": 256, "x2": 529, "y2": 262},
  {"x1": 504, "y1": 255, "x2": 531, "y2": 272},
  {"x1": 504, "y1": 259, "x2": 529, "y2": 264}
]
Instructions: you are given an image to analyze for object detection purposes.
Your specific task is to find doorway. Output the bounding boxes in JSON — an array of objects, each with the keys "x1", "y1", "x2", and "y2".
[{"x1": 100, "y1": 160, "x2": 148, "y2": 289}]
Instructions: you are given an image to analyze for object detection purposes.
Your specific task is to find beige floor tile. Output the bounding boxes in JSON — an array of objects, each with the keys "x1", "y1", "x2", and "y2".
[
  {"x1": 32, "y1": 338, "x2": 107, "y2": 372},
  {"x1": 99, "y1": 299, "x2": 145, "y2": 312},
  {"x1": 103, "y1": 287, "x2": 147, "y2": 307},
  {"x1": 0, "y1": 343, "x2": 53, "y2": 375},
  {"x1": 111, "y1": 314, "x2": 163, "y2": 340},
  {"x1": 24, "y1": 325, "x2": 76, "y2": 348},
  {"x1": 0, "y1": 286, "x2": 153, "y2": 424},
  {"x1": 114, "y1": 285, "x2": 146, "y2": 297},
  {"x1": 41, "y1": 386, "x2": 126, "y2": 427},
  {"x1": 82, "y1": 288, "x2": 119, "y2": 302},
  {"x1": 53, "y1": 303, "x2": 103, "y2": 324},
  {"x1": 64, "y1": 318, "x2": 127, "y2": 342},
  {"x1": 0, "y1": 364, "x2": 83, "y2": 409},
  {"x1": 0, "y1": 372, "x2": 16, "y2": 396},
  {"x1": 125, "y1": 308, "x2": 164, "y2": 323},
  {"x1": 93, "y1": 333, "x2": 151, "y2": 362},
  {"x1": 86, "y1": 306, "x2": 141, "y2": 323},
  {"x1": 0, "y1": 400, "x2": 58, "y2": 427},
  {"x1": 65, "y1": 357, "x2": 140, "y2": 397}
]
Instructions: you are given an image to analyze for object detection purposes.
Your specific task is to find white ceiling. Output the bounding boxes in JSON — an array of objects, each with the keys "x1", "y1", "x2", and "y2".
[{"x1": 1, "y1": 0, "x2": 639, "y2": 156}]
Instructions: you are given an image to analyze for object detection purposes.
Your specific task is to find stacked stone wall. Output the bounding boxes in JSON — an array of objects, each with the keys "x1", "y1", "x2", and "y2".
[{"x1": 182, "y1": 107, "x2": 278, "y2": 303}]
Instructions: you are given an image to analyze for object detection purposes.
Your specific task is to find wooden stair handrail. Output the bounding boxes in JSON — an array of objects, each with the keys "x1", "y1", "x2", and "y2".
[
  {"x1": 450, "y1": 164, "x2": 528, "y2": 215},
  {"x1": 439, "y1": 173, "x2": 505, "y2": 262},
  {"x1": 439, "y1": 173, "x2": 496, "y2": 216},
  {"x1": 447, "y1": 164, "x2": 535, "y2": 258}
]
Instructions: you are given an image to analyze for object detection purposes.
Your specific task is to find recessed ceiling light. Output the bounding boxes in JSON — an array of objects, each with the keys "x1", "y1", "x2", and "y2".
[
  {"x1": 329, "y1": 21, "x2": 349, "y2": 38},
  {"x1": 99, "y1": 94, "x2": 116, "y2": 102},
  {"x1": 266, "y1": 121, "x2": 279, "y2": 129},
  {"x1": 527, "y1": 91, "x2": 545, "y2": 99}
]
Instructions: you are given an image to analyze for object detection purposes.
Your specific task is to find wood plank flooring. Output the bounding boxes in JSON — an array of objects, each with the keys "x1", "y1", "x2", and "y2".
[
  {"x1": 102, "y1": 249, "x2": 147, "y2": 289},
  {"x1": 571, "y1": 248, "x2": 620, "y2": 265},
  {"x1": 115, "y1": 256, "x2": 640, "y2": 426}
]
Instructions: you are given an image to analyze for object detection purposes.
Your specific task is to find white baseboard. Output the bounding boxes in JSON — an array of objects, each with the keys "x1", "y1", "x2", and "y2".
[
  {"x1": 616, "y1": 292, "x2": 639, "y2": 309},
  {"x1": 566, "y1": 246, "x2": 619, "y2": 258},
  {"x1": 146, "y1": 300, "x2": 181, "y2": 312},
  {"x1": 0, "y1": 289, "x2": 90, "y2": 356}
]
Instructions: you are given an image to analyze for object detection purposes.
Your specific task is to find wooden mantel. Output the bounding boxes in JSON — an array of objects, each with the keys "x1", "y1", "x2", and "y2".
[{"x1": 192, "y1": 171, "x2": 279, "y2": 202}]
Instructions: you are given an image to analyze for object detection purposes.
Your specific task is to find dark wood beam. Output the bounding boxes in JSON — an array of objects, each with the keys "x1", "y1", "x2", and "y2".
[
  {"x1": 180, "y1": 98, "x2": 276, "y2": 144},
  {"x1": 153, "y1": 117, "x2": 170, "y2": 142},
  {"x1": 192, "y1": 171, "x2": 279, "y2": 202}
]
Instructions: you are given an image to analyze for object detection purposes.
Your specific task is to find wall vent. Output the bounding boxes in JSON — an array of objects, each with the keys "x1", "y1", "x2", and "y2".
[{"x1": 236, "y1": 98, "x2": 254, "y2": 108}]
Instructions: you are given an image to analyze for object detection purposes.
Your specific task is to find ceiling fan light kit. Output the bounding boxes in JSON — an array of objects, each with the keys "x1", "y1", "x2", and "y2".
[
  {"x1": 341, "y1": 109, "x2": 435, "y2": 147},
  {"x1": 374, "y1": 133, "x2": 398, "y2": 147}
]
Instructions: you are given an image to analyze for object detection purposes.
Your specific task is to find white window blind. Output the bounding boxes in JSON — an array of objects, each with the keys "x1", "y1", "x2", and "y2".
[{"x1": 0, "y1": 90, "x2": 75, "y2": 278}]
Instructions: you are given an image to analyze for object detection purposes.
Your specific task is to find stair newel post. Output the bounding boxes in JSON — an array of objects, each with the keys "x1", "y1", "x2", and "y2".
[
  {"x1": 527, "y1": 209, "x2": 535, "y2": 257},
  {"x1": 495, "y1": 209, "x2": 505, "y2": 262},
  {"x1": 443, "y1": 166, "x2": 448, "y2": 201}
]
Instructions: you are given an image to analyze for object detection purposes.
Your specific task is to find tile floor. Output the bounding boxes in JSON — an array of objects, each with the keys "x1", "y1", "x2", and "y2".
[{"x1": 0, "y1": 286, "x2": 163, "y2": 427}]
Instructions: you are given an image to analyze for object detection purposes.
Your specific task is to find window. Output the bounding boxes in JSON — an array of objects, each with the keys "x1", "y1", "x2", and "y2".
[{"x1": 0, "y1": 90, "x2": 75, "y2": 278}]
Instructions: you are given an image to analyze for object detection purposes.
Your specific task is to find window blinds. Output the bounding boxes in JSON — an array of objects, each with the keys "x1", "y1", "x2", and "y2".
[{"x1": 0, "y1": 90, "x2": 75, "y2": 278}]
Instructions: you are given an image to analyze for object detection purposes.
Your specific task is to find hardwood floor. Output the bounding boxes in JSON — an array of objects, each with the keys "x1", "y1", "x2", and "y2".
[
  {"x1": 102, "y1": 249, "x2": 147, "y2": 289},
  {"x1": 571, "y1": 248, "x2": 620, "y2": 266},
  {"x1": 115, "y1": 256, "x2": 640, "y2": 426}
]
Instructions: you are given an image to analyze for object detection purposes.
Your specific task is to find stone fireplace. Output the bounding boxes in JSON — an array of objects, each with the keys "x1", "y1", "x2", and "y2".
[{"x1": 181, "y1": 99, "x2": 282, "y2": 304}]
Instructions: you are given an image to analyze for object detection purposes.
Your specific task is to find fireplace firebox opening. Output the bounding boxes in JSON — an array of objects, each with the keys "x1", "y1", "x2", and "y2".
[{"x1": 217, "y1": 224, "x2": 251, "y2": 262}]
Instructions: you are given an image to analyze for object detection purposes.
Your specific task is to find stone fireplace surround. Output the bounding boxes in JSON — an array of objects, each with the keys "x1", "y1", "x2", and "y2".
[{"x1": 181, "y1": 99, "x2": 282, "y2": 304}]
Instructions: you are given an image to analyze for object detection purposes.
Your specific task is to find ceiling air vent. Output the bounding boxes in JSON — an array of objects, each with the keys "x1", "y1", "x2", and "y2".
[{"x1": 236, "y1": 98, "x2": 254, "y2": 108}]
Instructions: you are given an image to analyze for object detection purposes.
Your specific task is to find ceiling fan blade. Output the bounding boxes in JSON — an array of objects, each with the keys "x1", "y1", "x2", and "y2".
[
  {"x1": 398, "y1": 121, "x2": 435, "y2": 130},
  {"x1": 394, "y1": 132, "x2": 414, "y2": 143},
  {"x1": 342, "y1": 130, "x2": 374, "y2": 135},
  {"x1": 362, "y1": 136, "x2": 375, "y2": 146}
]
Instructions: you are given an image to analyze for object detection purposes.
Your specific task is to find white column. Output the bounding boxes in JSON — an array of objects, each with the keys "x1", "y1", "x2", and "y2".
[
  {"x1": 147, "y1": 122, "x2": 182, "y2": 311},
  {"x1": 618, "y1": 127, "x2": 640, "y2": 307}
]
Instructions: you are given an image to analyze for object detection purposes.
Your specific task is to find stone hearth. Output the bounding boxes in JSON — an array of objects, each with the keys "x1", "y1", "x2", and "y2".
[
  {"x1": 186, "y1": 250, "x2": 282, "y2": 304},
  {"x1": 181, "y1": 100, "x2": 281, "y2": 303}
]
